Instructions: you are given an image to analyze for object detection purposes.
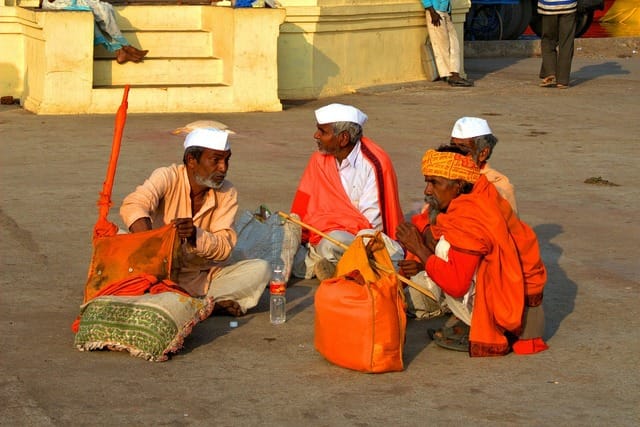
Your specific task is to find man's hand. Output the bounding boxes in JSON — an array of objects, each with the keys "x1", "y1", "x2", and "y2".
[
  {"x1": 428, "y1": 7, "x2": 442, "y2": 26},
  {"x1": 396, "y1": 221, "x2": 433, "y2": 264},
  {"x1": 398, "y1": 259, "x2": 423, "y2": 278},
  {"x1": 172, "y1": 218, "x2": 196, "y2": 244},
  {"x1": 129, "y1": 217, "x2": 152, "y2": 233},
  {"x1": 423, "y1": 226, "x2": 437, "y2": 253}
]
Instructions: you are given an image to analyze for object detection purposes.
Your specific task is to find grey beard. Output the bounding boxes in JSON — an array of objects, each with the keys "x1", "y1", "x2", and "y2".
[
  {"x1": 471, "y1": 151, "x2": 480, "y2": 165},
  {"x1": 424, "y1": 195, "x2": 440, "y2": 225},
  {"x1": 195, "y1": 174, "x2": 224, "y2": 190}
]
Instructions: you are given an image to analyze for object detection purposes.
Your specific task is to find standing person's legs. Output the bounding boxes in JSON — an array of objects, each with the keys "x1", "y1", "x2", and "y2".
[
  {"x1": 426, "y1": 10, "x2": 453, "y2": 78},
  {"x1": 443, "y1": 14, "x2": 461, "y2": 76},
  {"x1": 207, "y1": 259, "x2": 271, "y2": 315},
  {"x1": 427, "y1": 11, "x2": 471, "y2": 86},
  {"x1": 539, "y1": 14, "x2": 559, "y2": 83},
  {"x1": 556, "y1": 12, "x2": 576, "y2": 86}
]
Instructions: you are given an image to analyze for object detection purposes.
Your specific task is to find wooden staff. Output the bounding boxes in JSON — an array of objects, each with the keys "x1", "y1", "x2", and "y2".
[{"x1": 278, "y1": 211, "x2": 437, "y2": 300}]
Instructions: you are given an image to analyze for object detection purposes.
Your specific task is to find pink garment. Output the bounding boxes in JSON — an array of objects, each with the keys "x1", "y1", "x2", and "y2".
[
  {"x1": 482, "y1": 163, "x2": 518, "y2": 215},
  {"x1": 120, "y1": 164, "x2": 238, "y2": 296}
]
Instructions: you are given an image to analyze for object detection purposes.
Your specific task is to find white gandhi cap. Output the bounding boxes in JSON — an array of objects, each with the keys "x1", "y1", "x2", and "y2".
[
  {"x1": 184, "y1": 127, "x2": 230, "y2": 151},
  {"x1": 315, "y1": 103, "x2": 368, "y2": 126},
  {"x1": 451, "y1": 117, "x2": 493, "y2": 139}
]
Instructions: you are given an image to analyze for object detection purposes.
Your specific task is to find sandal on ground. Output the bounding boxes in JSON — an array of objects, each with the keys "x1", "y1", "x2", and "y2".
[
  {"x1": 433, "y1": 332, "x2": 469, "y2": 352},
  {"x1": 213, "y1": 300, "x2": 244, "y2": 317},
  {"x1": 539, "y1": 76, "x2": 557, "y2": 88},
  {"x1": 556, "y1": 83, "x2": 569, "y2": 89},
  {"x1": 428, "y1": 318, "x2": 470, "y2": 352},
  {"x1": 448, "y1": 78, "x2": 474, "y2": 87},
  {"x1": 427, "y1": 319, "x2": 469, "y2": 341}
]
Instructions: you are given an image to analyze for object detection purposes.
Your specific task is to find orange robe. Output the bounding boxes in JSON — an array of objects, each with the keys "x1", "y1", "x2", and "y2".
[
  {"x1": 431, "y1": 175, "x2": 546, "y2": 356},
  {"x1": 291, "y1": 137, "x2": 403, "y2": 245}
]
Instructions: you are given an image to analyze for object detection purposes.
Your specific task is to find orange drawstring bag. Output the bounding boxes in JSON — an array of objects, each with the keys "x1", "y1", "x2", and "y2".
[
  {"x1": 314, "y1": 232, "x2": 406, "y2": 373},
  {"x1": 84, "y1": 224, "x2": 182, "y2": 303},
  {"x1": 83, "y1": 86, "x2": 181, "y2": 303}
]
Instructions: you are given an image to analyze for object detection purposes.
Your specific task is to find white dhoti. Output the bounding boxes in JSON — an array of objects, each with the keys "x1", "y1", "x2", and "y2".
[
  {"x1": 206, "y1": 259, "x2": 270, "y2": 314},
  {"x1": 404, "y1": 236, "x2": 475, "y2": 325}
]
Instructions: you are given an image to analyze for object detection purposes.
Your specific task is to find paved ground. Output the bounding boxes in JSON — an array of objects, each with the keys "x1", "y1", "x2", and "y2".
[{"x1": 1, "y1": 53, "x2": 639, "y2": 426}]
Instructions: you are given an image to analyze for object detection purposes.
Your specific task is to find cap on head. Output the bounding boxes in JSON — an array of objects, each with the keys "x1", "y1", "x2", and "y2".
[
  {"x1": 451, "y1": 117, "x2": 492, "y2": 139},
  {"x1": 315, "y1": 103, "x2": 368, "y2": 126},
  {"x1": 184, "y1": 127, "x2": 230, "y2": 151},
  {"x1": 421, "y1": 149, "x2": 480, "y2": 183}
]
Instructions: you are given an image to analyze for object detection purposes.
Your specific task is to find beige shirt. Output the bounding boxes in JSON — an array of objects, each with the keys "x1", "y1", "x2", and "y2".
[
  {"x1": 120, "y1": 164, "x2": 238, "y2": 296},
  {"x1": 482, "y1": 162, "x2": 518, "y2": 215}
]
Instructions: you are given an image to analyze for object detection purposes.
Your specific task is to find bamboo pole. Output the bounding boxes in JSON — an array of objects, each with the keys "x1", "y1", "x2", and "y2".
[{"x1": 278, "y1": 211, "x2": 437, "y2": 300}]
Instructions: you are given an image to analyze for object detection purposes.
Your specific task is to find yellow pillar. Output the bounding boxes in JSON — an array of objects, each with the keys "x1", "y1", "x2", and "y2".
[{"x1": 23, "y1": 10, "x2": 93, "y2": 113}]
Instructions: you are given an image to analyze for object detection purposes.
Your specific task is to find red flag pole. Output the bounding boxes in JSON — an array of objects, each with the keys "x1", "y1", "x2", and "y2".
[{"x1": 94, "y1": 85, "x2": 130, "y2": 239}]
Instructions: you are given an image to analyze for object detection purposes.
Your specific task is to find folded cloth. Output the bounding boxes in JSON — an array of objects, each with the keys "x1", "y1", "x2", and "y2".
[{"x1": 512, "y1": 337, "x2": 549, "y2": 355}]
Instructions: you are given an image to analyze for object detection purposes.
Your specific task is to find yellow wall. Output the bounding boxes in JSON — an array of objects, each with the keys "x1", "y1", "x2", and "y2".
[
  {"x1": 277, "y1": 0, "x2": 470, "y2": 99},
  {"x1": 0, "y1": 1, "x2": 469, "y2": 113}
]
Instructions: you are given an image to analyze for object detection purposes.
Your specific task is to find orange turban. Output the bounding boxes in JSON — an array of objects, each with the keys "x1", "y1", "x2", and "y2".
[{"x1": 421, "y1": 149, "x2": 480, "y2": 183}]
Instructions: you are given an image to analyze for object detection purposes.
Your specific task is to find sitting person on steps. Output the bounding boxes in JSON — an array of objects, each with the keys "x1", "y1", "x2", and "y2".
[{"x1": 41, "y1": 0, "x2": 148, "y2": 64}]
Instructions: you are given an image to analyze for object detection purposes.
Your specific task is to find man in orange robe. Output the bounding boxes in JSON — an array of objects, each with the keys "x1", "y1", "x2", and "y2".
[
  {"x1": 290, "y1": 103, "x2": 404, "y2": 281},
  {"x1": 396, "y1": 146, "x2": 547, "y2": 356}
]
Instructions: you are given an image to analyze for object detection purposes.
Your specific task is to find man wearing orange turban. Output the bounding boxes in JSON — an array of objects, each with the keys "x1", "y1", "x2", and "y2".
[{"x1": 396, "y1": 146, "x2": 547, "y2": 356}]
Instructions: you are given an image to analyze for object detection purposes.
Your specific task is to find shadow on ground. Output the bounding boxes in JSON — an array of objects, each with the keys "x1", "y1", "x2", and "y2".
[{"x1": 534, "y1": 224, "x2": 577, "y2": 340}]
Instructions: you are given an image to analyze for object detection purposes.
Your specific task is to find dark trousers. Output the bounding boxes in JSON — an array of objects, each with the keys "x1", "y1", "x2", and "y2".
[{"x1": 539, "y1": 13, "x2": 576, "y2": 85}]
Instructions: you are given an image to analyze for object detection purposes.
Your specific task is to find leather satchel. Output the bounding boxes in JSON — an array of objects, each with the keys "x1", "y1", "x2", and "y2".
[
  {"x1": 84, "y1": 223, "x2": 182, "y2": 303},
  {"x1": 314, "y1": 233, "x2": 406, "y2": 373}
]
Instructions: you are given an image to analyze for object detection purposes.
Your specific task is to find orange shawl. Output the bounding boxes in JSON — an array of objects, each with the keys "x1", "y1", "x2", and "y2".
[
  {"x1": 432, "y1": 176, "x2": 546, "y2": 356},
  {"x1": 291, "y1": 137, "x2": 403, "y2": 245}
]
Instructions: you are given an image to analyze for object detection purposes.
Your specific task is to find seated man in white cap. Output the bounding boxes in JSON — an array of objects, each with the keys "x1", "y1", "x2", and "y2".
[
  {"x1": 290, "y1": 103, "x2": 405, "y2": 281},
  {"x1": 120, "y1": 127, "x2": 270, "y2": 316},
  {"x1": 449, "y1": 117, "x2": 517, "y2": 214}
]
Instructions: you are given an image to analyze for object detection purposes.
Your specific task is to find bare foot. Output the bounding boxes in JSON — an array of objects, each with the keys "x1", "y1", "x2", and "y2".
[
  {"x1": 115, "y1": 46, "x2": 149, "y2": 64},
  {"x1": 115, "y1": 48, "x2": 130, "y2": 64},
  {"x1": 123, "y1": 45, "x2": 148, "y2": 62},
  {"x1": 212, "y1": 300, "x2": 244, "y2": 317}
]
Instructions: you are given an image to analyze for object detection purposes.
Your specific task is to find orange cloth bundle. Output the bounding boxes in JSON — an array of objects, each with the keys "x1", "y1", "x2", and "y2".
[
  {"x1": 84, "y1": 223, "x2": 182, "y2": 303},
  {"x1": 314, "y1": 233, "x2": 406, "y2": 373}
]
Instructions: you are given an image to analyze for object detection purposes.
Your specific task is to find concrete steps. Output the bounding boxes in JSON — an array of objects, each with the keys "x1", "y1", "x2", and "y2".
[
  {"x1": 93, "y1": 57, "x2": 224, "y2": 86},
  {"x1": 11, "y1": 4, "x2": 284, "y2": 114},
  {"x1": 89, "y1": 85, "x2": 236, "y2": 114},
  {"x1": 90, "y1": 6, "x2": 229, "y2": 113},
  {"x1": 110, "y1": 5, "x2": 204, "y2": 30}
]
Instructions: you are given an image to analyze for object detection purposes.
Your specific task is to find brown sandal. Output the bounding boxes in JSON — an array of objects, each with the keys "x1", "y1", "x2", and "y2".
[{"x1": 539, "y1": 76, "x2": 557, "y2": 88}]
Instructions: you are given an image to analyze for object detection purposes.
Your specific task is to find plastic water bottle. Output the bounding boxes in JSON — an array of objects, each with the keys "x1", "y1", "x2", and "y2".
[{"x1": 269, "y1": 266, "x2": 286, "y2": 325}]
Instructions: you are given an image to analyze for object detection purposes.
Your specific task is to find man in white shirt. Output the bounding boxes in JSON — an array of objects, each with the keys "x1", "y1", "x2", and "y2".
[{"x1": 290, "y1": 104, "x2": 404, "y2": 280}]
